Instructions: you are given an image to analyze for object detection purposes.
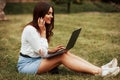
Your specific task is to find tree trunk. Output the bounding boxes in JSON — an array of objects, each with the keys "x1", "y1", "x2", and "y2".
[
  {"x1": 0, "y1": 0, "x2": 7, "y2": 21},
  {"x1": 67, "y1": 0, "x2": 72, "y2": 13}
]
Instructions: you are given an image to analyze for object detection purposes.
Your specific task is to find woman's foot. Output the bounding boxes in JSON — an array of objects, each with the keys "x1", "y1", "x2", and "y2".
[
  {"x1": 101, "y1": 67, "x2": 120, "y2": 77},
  {"x1": 101, "y1": 58, "x2": 118, "y2": 68}
]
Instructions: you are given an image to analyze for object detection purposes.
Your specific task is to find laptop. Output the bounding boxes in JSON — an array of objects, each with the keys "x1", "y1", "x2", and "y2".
[{"x1": 43, "y1": 28, "x2": 82, "y2": 58}]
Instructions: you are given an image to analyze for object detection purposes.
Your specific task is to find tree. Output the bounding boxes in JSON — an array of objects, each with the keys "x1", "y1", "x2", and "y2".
[
  {"x1": 67, "y1": 0, "x2": 72, "y2": 13},
  {"x1": 52, "y1": 0, "x2": 72, "y2": 13},
  {"x1": 0, "y1": 0, "x2": 7, "y2": 21}
]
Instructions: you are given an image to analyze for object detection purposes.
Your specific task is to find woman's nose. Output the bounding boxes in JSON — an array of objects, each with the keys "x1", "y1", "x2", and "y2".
[{"x1": 50, "y1": 14, "x2": 53, "y2": 18}]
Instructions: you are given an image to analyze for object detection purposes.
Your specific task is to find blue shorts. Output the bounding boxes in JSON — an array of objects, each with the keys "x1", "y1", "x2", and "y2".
[{"x1": 17, "y1": 56, "x2": 43, "y2": 74}]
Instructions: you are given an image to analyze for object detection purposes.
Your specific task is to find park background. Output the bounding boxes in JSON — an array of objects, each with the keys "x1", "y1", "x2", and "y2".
[{"x1": 0, "y1": 0, "x2": 120, "y2": 80}]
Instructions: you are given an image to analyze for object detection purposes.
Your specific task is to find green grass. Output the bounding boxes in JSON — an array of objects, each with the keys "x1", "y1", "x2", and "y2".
[
  {"x1": 0, "y1": 12, "x2": 120, "y2": 80},
  {"x1": 1, "y1": 2, "x2": 120, "y2": 80}
]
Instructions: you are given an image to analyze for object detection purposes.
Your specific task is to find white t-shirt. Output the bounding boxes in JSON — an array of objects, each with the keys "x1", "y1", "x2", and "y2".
[{"x1": 20, "y1": 25, "x2": 48, "y2": 58}]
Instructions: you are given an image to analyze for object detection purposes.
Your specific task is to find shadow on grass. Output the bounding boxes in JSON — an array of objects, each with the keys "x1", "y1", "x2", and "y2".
[{"x1": 4, "y1": 2, "x2": 120, "y2": 15}]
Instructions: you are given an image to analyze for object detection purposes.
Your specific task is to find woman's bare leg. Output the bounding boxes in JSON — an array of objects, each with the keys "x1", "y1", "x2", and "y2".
[
  {"x1": 37, "y1": 55, "x2": 62, "y2": 74},
  {"x1": 66, "y1": 52, "x2": 100, "y2": 69},
  {"x1": 37, "y1": 53, "x2": 101, "y2": 75},
  {"x1": 60, "y1": 53, "x2": 101, "y2": 74}
]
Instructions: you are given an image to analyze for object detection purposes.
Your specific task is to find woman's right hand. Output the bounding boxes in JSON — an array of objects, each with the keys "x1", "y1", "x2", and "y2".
[
  {"x1": 48, "y1": 45, "x2": 65, "y2": 54},
  {"x1": 38, "y1": 17, "x2": 46, "y2": 38}
]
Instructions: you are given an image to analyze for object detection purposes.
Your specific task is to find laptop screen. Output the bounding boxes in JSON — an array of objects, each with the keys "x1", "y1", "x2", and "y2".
[
  {"x1": 66, "y1": 28, "x2": 81, "y2": 50},
  {"x1": 43, "y1": 28, "x2": 81, "y2": 58}
]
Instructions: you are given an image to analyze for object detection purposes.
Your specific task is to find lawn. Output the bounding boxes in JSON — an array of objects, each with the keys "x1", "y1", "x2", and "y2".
[{"x1": 0, "y1": 2, "x2": 120, "y2": 80}]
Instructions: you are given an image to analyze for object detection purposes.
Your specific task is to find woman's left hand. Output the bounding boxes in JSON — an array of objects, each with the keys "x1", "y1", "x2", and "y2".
[{"x1": 38, "y1": 17, "x2": 46, "y2": 38}]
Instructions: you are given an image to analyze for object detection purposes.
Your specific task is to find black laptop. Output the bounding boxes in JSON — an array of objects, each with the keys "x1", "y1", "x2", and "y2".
[{"x1": 43, "y1": 28, "x2": 82, "y2": 58}]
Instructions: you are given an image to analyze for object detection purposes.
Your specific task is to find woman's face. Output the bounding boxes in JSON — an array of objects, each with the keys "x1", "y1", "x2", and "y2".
[{"x1": 43, "y1": 7, "x2": 53, "y2": 24}]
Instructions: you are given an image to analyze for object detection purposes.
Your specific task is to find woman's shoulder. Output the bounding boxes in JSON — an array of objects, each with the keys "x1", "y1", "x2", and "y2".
[
  {"x1": 24, "y1": 25, "x2": 36, "y2": 30},
  {"x1": 23, "y1": 25, "x2": 37, "y2": 34},
  {"x1": 24, "y1": 25, "x2": 37, "y2": 32}
]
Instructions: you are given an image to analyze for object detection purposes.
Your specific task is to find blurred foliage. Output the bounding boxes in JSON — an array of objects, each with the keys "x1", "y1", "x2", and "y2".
[
  {"x1": 51, "y1": 0, "x2": 120, "y2": 4},
  {"x1": 52, "y1": 0, "x2": 81, "y2": 4},
  {"x1": 4, "y1": 3, "x2": 36, "y2": 14},
  {"x1": 4, "y1": 1, "x2": 120, "y2": 14},
  {"x1": 52, "y1": 0, "x2": 68, "y2": 4},
  {"x1": 101, "y1": 0, "x2": 120, "y2": 4}
]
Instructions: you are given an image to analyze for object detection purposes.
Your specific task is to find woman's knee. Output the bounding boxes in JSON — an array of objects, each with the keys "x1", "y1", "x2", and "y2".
[
  {"x1": 53, "y1": 52, "x2": 67, "y2": 59},
  {"x1": 57, "y1": 53, "x2": 70, "y2": 62},
  {"x1": 65, "y1": 51, "x2": 72, "y2": 55}
]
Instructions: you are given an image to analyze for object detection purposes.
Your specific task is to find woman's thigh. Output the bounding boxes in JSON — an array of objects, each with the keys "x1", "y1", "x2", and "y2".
[{"x1": 37, "y1": 55, "x2": 62, "y2": 74}]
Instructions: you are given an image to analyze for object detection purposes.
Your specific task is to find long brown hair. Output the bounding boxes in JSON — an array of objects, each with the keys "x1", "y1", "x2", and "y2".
[{"x1": 29, "y1": 2, "x2": 54, "y2": 43}]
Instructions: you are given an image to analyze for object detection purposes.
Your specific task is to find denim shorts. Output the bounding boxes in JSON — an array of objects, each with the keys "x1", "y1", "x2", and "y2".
[{"x1": 17, "y1": 56, "x2": 42, "y2": 74}]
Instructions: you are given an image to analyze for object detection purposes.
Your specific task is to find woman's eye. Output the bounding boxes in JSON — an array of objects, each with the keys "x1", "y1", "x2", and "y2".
[
  {"x1": 47, "y1": 13, "x2": 51, "y2": 15},
  {"x1": 47, "y1": 13, "x2": 50, "y2": 15},
  {"x1": 47, "y1": 12, "x2": 52, "y2": 15}
]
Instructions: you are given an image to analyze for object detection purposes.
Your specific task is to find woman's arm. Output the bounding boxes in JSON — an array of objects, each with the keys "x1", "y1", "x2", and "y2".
[{"x1": 25, "y1": 26, "x2": 48, "y2": 57}]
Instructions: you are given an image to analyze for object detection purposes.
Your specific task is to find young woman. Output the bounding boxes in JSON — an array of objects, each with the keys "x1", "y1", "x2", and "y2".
[{"x1": 17, "y1": 2, "x2": 120, "y2": 77}]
